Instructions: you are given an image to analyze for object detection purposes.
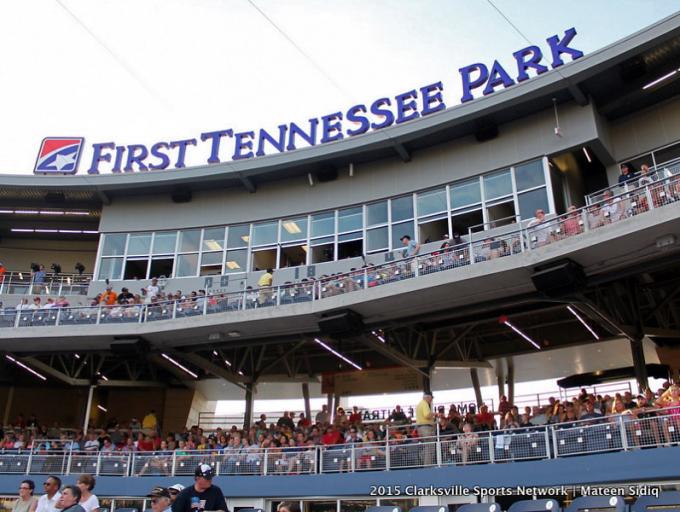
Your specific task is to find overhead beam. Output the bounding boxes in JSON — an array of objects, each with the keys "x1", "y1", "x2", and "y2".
[
  {"x1": 436, "y1": 324, "x2": 477, "y2": 360},
  {"x1": 393, "y1": 143, "x2": 411, "y2": 162},
  {"x1": 568, "y1": 84, "x2": 589, "y2": 106},
  {"x1": 237, "y1": 173, "x2": 256, "y2": 193},
  {"x1": 428, "y1": 359, "x2": 493, "y2": 369},
  {"x1": 21, "y1": 357, "x2": 88, "y2": 386},
  {"x1": 177, "y1": 351, "x2": 250, "y2": 389},
  {"x1": 96, "y1": 190, "x2": 111, "y2": 205},
  {"x1": 147, "y1": 354, "x2": 194, "y2": 385},
  {"x1": 360, "y1": 335, "x2": 429, "y2": 378}
]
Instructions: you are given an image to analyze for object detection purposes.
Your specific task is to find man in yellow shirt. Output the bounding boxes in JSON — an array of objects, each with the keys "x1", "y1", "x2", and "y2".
[
  {"x1": 142, "y1": 409, "x2": 158, "y2": 431},
  {"x1": 416, "y1": 392, "x2": 435, "y2": 465},
  {"x1": 257, "y1": 269, "x2": 274, "y2": 305}
]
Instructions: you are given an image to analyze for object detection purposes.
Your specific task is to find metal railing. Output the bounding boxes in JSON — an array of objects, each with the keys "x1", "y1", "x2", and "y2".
[
  {"x1": 1, "y1": 174, "x2": 680, "y2": 330},
  {"x1": 2, "y1": 408, "x2": 678, "y2": 477},
  {"x1": 0, "y1": 271, "x2": 92, "y2": 296}
]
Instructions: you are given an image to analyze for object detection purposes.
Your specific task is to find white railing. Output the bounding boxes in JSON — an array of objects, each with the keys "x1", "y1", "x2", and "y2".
[
  {"x1": 1, "y1": 174, "x2": 679, "y2": 330},
  {"x1": 2, "y1": 408, "x2": 677, "y2": 477},
  {"x1": 0, "y1": 271, "x2": 92, "y2": 296}
]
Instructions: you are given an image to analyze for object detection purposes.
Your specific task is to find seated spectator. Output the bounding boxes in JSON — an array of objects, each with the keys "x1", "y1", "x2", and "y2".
[
  {"x1": 561, "y1": 205, "x2": 583, "y2": 237},
  {"x1": 456, "y1": 423, "x2": 479, "y2": 464},
  {"x1": 117, "y1": 288, "x2": 134, "y2": 305},
  {"x1": 99, "y1": 286, "x2": 117, "y2": 306},
  {"x1": 348, "y1": 406, "x2": 362, "y2": 426},
  {"x1": 474, "y1": 405, "x2": 494, "y2": 431},
  {"x1": 587, "y1": 204, "x2": 606, "y2": 229},
  {"x1": 297, "y1": 412, "x2": 311, "y2": 429},
  {"x1": 601, "y1": 190, "x2": 624, "y2": 222},
  {"x1": 527, "y1": 209, "x2": 554, "y2": 247},
  {"x1": 276, "y1": 412, "x2": 295, "y2": 431},
  {"x1": 321, "y1": 425, "x2": 342, "y2": 445},
  {"x1": 334, "y1": 407, "x2": 348, "y2": 427},
  {"x1": 389, "y1": 405, "x2": 408, "y2": 425}
]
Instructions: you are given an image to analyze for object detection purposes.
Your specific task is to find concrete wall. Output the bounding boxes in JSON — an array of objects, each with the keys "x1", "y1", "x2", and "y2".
[{"x1": 0, "y1": 238, "x2": 97, "y2": 272}]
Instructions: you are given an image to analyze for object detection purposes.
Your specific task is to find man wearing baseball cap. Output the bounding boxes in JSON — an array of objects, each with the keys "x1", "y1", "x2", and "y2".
[
  {"x1": 148, "y1": 487, "x2": 172, "y2": 512},
  {"x1": 171, "y1": 464, "x2": 227, "y2": 512},
  {"x1": 168, "y1": 484, "x2": 184, "y2": 504}
]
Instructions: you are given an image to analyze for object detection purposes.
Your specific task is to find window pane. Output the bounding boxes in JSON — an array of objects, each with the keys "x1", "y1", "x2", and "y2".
[
  {"x1": 97, "y1": 258, "x2": 123, "y2": 280},
  {"x1": 391, "y1": 195, "x2": 413, "y2": 222},
  {"x1": 483, "y1": 169, "x2": 512, "y2": 200},
  {"x1": 366, "y1": 201, "x2": 388, "y2": 226},
  {"x1": 127, "y1": 233, "x2": 151, "y2": 255},
  {"x1": 311, "y1": 212, "x2": 334, "y2": 237},
  {"x1": 310, "y1": 236, "x2": 334, "y2": 246},
  {"x1": 152, "y1": 231, "x2": 177, "y2": 254},
  {"x1": 252, "y1": 221, "x2": 278, "y2": 246},
  {"x1": 654, "y1": 141, "x2": 680, "y2": 166},
  {"x1": 101, "y1": 234, "x2": 126, "y2": 256},
  {"x1": 391, "y1": 221, "x2": 415, "y2": 249},
  {"x1": 201, "y1": 251, "x2": 223, "y2": 266},
  {"x1": 179, "y1": 229, "x2": 201, "y2": 252},
  {"x1": 366, "y1": 226, "x2": 388, "y2": 252},
  {"x1": 227, "y1": 225, "x2": 250, "y2": 248},
  {"x1": 515, "y1": 160, "x2": 545, "y2": 191},
  {"x1": 518, "y1": 187, "x2": 549, "y2": 221},
  {"x1": 338, "y1": 207, "x2": 362, "y2": 232},
  {"x1": 202, "y1": 227, "x2": 225, "y2": 251},
  {"x1": 281, "y1": 217, "x2": 308, "y2": 242},
  {"x1": 338, "y1": 231, "x2": 361, "y2": 242},
  {"x1": 176, "y1": 253, "x2": 198, "y2": 277},
  {"x1": 417, "y1": 188, "x2": 447, "y2": 217},
  {"x1": 225, "y1": 249, "x2": 247, "y2": 273},
  {"x1": 450, "y1": 178, "x2": 481, "y2": 208}
]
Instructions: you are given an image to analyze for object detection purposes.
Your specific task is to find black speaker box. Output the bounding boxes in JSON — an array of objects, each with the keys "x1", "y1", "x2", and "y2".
[
  {"x1": 531, "y1": 259, "x2": 586, "y2": 297},
  {"x1": 171, "y1": 188, "x2": 192, "y2": 203},
  {"x1": 110, "y1": 339, "x2": 148, "y2": 356},
  {"x1": 318, "y1": 309, "x2": 364, "y2": 337},
  {"x1": 315, "y1": 168, "x2": 338, "y2": 182},
  {"x1": 474, "y1": 124, "x2": 499, "y2": 142}
]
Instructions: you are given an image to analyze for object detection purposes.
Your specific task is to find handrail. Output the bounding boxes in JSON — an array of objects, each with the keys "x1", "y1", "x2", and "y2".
[
  {"x1": 1, "y1": 174, "x2": 679, "y2": 329},
  {"x1": 1, "y1": 407, "x2": 676, "y2": 476},
  {"x1": 0, "y1": 271, "x2": 93, "y2": 296}
]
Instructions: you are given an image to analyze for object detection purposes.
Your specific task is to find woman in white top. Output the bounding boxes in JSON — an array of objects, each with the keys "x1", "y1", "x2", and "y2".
[{"x1": 76, "y1": 474, "x2": 99, "y2": 512}]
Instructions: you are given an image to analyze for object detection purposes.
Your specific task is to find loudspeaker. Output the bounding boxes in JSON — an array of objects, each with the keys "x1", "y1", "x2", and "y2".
[
  {"x1": 110, "y1": 339, "x2": 148, "y2": 356},
  {"x1": 171, "y1": 188, "x2": 192, "y2": 203},
  {"x1": 315, "y1": 168, "x2": 338, "y2": 183},
  {"x1": 531, "y1": 259, "x2": 586, "y2": 297},
  {"x1": 474, "y1": 124, "x2": 498, "y2": 142},
  {"x1": 620, "y1": 56, "x2": 647, "y2": 83},
  {"x1": 318, "y1": 309, "x2": 364, "y2": 337}
]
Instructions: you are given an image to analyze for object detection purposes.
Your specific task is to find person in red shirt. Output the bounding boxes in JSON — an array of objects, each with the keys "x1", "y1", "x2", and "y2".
[
  {"x1": 297, "y1": 412, "x2": 311, "y2": 428},
  {"x1": 321, "y1": 425, "x2": 342, "y2": 445},
  {"x1": 348, "y1": 406, "x2": 362, "y2": 426},
  {"x1": 475, "y1": 405, "x2": 495, "y2": 431}
]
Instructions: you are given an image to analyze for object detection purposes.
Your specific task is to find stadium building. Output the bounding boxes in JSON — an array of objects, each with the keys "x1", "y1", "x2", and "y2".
[{"x1": 1, "y1": 11, "x2": 680, "y2": 512}]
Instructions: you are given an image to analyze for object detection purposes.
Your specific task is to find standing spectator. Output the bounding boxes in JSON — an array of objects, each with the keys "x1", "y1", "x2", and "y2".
[
  {"x1": 348, "y1": 406, "x2": 362, "y2": 426},
  {"x1": 618, "y1": 163, "x2": 637, "y2": 184},
  {"x1": 56, "y1": 486, "x2": 85, "y2": 512},
  {"x1": 415, "y1": 392, "x2": 435, "y2": 465},
  {"x1": 0, "y1": 261, "x2": 6, "y2": 286},
  {"x1": 32, "y1": 265, "x2": 46, "y2": 294},
  {"x1": 143, "y1": 410, "x2": 159, "y2": 431},
  {"x1": 276, "y1": 412, "x2": 295, "y2": 430},
  {"x1": 13, "y1": 480, "x2": 38, "y2": 512},
  {"x1": 76, "y1": 475, "x2": 99, "y2": 512},
  {"x1": 171, "y1": 464, "x2": 228, "y2": 512},
  {"x1": 297, "y1": 412, "x2": 311, "y2": 429},
  {"x1": 389, "y1": 405, "x2": 408, "y2": 425},
  {"x1": 257, "y1": 269, "x2": 274, "y2": 305},
  {"x1": 142, "y1": 277, "x2": 160, "y2": 303},
  {"x1": 498, "y1": 395, "x2": 512, "y2": 421},
  {"x1": 36, "y1": 476, "x2": 61, "y2": 512},
  {"x1": 400, "y1": 235, "x2": 421, "y2": 275},
  {"x1": 315, "y1": 405, "x2": 330, "y2": 426}
]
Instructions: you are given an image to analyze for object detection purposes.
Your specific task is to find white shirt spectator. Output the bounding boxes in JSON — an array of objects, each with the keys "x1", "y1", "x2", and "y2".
[
  {"x1": 80, "y1": 494, "x2": 100, "y2": 512},
  {"x1": 84, "y1": 439, "x2": 99, "y2": 452},
  {"x1": 36, "y1": 492, "x2": 61, "y2": 512}
]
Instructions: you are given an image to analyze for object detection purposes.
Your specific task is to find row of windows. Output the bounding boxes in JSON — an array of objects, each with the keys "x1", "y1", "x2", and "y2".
[{"x1": 96, "y1": 159, "x2": 552, "y2": 281}]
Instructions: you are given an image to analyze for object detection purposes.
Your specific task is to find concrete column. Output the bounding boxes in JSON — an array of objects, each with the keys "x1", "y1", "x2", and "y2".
[
  {"x1": 630, "y1": 336, "x2": 649, "y2": 393},
  {"x1": 507, "y1": 358, "x2": 515, "y2": 406},
  {"x1": 470, "y1": 369, "x2": 483, "y2": 407},
  {"x1": 496, "y1": 364, "x2": 505, "y2": 406},
  {"x1": 83, "y1": 385, "x2": 95, "y2": 433},
  {"x1": 302, "y1": 383, "x2": 311, "y2": 420},
  {"x1": 244, "y1": 384, "x2": 255, "y2": 430}
]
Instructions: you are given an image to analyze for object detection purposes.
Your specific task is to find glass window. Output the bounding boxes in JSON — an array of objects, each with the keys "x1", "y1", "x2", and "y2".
[
  {"x1": 391, "y1": 221, "x2": 414, "y2": 249},
  {"x1": 366, "y1": 226, "x2": 388, "y2": 252},
  {"x1": 338, "y1": 231, "x2": 361, "y2": 242},
  {"x1": 101, "y1": 234, "x2": 126, "y2": 256},
  {"x1": 176, "y1": 253, "x2": 198, "y2": 277},
  {"x1": 280, "y1": 217, "x2": 308, "y2": 242},
  {"x1": 127, "y1": 233, "x2": 151, "y2": 255},
  {"x1": 391, "y1": 195, "x2": 413, "y2": 222},
  {"x1": 310, "y1": 236, "x2": 334, "y2": 246},
  {"x1": 514, "y1": 159, "x2": 545, "y2": 191},
  {"x1": 252, "y1": 221, "x2": 278, "y2": 246},
  {"x1": 417, "y1": 188, "x2": 447, "y2": 217},
  {"x1": 518, "y1": 187, "x2": 550, "y2": 221},
  {"x1": 152, "y1": 231, "x2": 177, "y2": 254},
  {"x1": 97, "y1": 258, "x2": 123, "y2": 280},
  {"x1": 654, "y1": 141, "x2": 680, "y2": 166},
  {"x1": 311, "y1": 212, "x2": 334, "y2": 237},
  {"x1": 224, "y1": 249, "x2": 247, "y2": 273},
  {"x1": 450, "y1": 178, "x2": 481, "y2": 209},
  {"x1": 178, "y1": 229, "x2": 201, "y2": 253},
  {"x1": 340, "y1": 500, "x2": 377, "y2": 512},
  {"x1": 201, "y1": 251, "x2": 223, "y2": 266},
  {"x1": 202, "y1": 227, "x2": 226, "y2": 251},
  {"x1": 483, "y1": 169, "x2": 512, "y2": 200},
  {"x1": 227, "y1": 225, "x2": 250, "y2": 248},
  {"x1": 338, "y1": 207, "x2": 362, "y2": 232},
  {"x1": 366, "y1": 201, "x2": 388, "y2": 226}
]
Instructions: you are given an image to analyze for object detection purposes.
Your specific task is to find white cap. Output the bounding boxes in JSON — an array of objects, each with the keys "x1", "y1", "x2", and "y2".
[{"x1": 169, "y1": 484, "x2": 185, "y2": 492}]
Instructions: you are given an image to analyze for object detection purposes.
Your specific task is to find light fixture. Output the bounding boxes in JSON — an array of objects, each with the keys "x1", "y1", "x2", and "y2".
[
  {"x1": 0, "y1": 209, "x2": 91, "y2": 216},
  {"x1": 642, "y1": 69, "x2": 678, "y2": 90},
  {"x1": 97, "y1": 405, "x2": 108, "y2": 412},
  {"x1": 499, "y1": 316, "x2": 541, "y2": 350},
  {"x1": 282, "y1": 221, "x2": 302, "y2": 234},
  {"x1": 371, "y1": 330, "x2": 386, "y2": 343},
  {"x1": 224, "y1": 359, "x2": 232, "y2": 367},
  {"x1": 238, "y1": 370, "x2": 244, "y2": 376},
  {"x1": 74, "y1": 354, "x2": 81, "y2": 359},
  {"x1": 582, "y1": 147, "x2": 592, "y2": 163},
  {"x1": 226, "y1": 261, "x2": 241, "y2": 270},
  {"x1": 204, "y1": 240, "x2": 223, "y2": 251},
  {"x1": 212, "y1": 350, "x2": 219, "y2": 356},
  {"x1": 96, "y1": 372, "x2": 109, "y2": 382},
  {"x1": 14, "y1": 210, "x2": 39, "y2": 214},
  {"x1": 226, "y1": 331, "x2": 241, "y2": 338},
  {"x1": 161, "y1": 353, "x2": 198, "y2": 378},
  {"x1": 5, "y1": 355, "x2": 47, "y2": 381},
  {"x1": 314, "y1": 337, "x2": 362, "y2": 370},
  {"x1": 567, "y1": 305, "x2": 600, "y2": 340},
  {"x1": 10, "y1": 228, "x2": 98, "y2": 235}
]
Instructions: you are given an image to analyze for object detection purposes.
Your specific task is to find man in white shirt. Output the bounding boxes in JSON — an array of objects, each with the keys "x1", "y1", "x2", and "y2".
[
  {"x1": 142, "y1": 277, "x2": 160, "y2": 303},
  {"x1": 37, "y1": 476, "x2": 62, "y2": 512}
]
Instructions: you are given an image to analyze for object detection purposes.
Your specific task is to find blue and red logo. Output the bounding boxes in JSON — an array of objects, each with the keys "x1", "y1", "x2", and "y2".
[{"x1": 34, "y1": 137, "x2": 85, "y2": 174}]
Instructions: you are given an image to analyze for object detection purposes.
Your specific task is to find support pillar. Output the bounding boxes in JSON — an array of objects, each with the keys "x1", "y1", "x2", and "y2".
[
  {"x1": 470, "y1": 368, "x2": 483, "y2": 407},
  {"x1": 422, "y1": 366, "x2": 432, "y2": 395},
  {"x1": 507, "y1": 358, "x2": 515, "y2": 406},
  {"x1": 302, "y1": 383, "x2": 311, "y2": 421},
  {"x1": 2, "y1": 386, "x2": 14, "y2": 426},
  {"x1": 83, "y1": 385, "x2": 95, "y2": 433},
  {"x1": 244, "y1": 383, "x2": 255, "y2": 430},
  {"x1": 630, "y1": 336, "x2": 649, "y2": 393},
  {"x1": 496, "y1": 364, "x2": 505, "y2": 406}
]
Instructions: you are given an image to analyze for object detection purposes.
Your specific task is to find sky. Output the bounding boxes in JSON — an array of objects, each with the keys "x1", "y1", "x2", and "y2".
[{"x1": 1, "y1": 1, "x2": 678, "y2": 174}]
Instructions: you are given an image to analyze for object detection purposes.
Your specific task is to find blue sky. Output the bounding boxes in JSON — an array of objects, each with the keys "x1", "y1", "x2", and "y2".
[{"x1": 1, "y1": 1, "x2": 678, "y2": 174}]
